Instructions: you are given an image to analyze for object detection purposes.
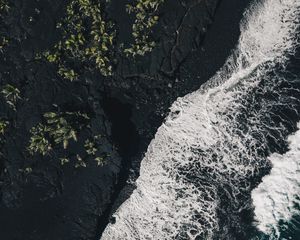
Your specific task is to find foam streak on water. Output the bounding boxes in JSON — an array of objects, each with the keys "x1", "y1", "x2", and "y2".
[{"x1": 101, "y1": 0, "x2": 300, "y2": 239}]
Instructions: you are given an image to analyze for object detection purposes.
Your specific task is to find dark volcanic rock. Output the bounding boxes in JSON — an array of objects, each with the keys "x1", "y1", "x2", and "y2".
[
  {"x1": 0, "y1": 0, "x2": 251, "y2": 239},
  {"x1": 0, "y1": 1, "x2": 122, "y2": 239}
]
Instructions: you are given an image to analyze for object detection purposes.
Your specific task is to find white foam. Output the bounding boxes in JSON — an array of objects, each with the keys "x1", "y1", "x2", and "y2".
[
  {"x1": 252, "y1": 122, "x2": 300, "y2": 238},
  {"x1": 101, "y1": 0, "x2": 300, "y2": 239}
]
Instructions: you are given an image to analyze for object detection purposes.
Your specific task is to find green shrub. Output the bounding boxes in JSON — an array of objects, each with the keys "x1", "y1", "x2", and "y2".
[
  {"x1": 94, "y1": 156, "x2": 106, "y2": 166},
  {"x1": 43, "y1": 112, "x2": 81, "y2": 149},
  {"x1": 28, "y1": 123, "x2": 52, "y2": 156},
  {"x1": 0, "y1": 0, "x2": 9, "y2": 13},
  {"x1": 1, "y1": 84, "x2": 21, "y2": 110},
  {"x1": 125, "y1": 0, "x2": 165, "y2": 57},
  {"x1": 0, "y1": 36, "x2": 8, "y2": 51},
  {"x1": 0, "y1": 0, "x2": 10, "y2": 53},
  {"x1": 60, "y1": 157, "x2": 70, "y2": 165},
  {"x1": 84, "y1": 139, "x2": 97, "y2": 155},
  {"x1": 0, "y1": 119, "x2": 8, "y2": 135},
  {"x1": 75, "y1": 154, "x2": 86, "y2": 168},
  {"x1": 28, "y1": 111, "x2": 108, "y2": 168},
  {"x1": 43, "y1": 0, "x2": 116, "y2": 80},
  {"x1": 28, "y1": 111, "x2": 89, "y2": 155},
  {"x1": 84, "y1": 135, "x2": 107, "y2": 166}
]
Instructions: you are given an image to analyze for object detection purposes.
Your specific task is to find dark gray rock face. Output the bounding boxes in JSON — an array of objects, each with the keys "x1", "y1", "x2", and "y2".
[{"x1": 0, "y1": 0, "x2": 251, "y2": 239}]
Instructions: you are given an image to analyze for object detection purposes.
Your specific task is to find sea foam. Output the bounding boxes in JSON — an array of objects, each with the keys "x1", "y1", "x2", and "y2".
[
  {"x1": 101, "y1": 0, "x2": 300, "y2": 239},
  {"x1": 252, "y1": 122, "x2": 300, "y2": 237}
]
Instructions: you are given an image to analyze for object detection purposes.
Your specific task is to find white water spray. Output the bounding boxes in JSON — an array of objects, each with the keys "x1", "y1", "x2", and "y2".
[
  {"x1": 252, "y1": 123, "x2": 300, "y2": 237},
  {"x1": 101, "y1": 0, "x2": 300, "y2": 239}
]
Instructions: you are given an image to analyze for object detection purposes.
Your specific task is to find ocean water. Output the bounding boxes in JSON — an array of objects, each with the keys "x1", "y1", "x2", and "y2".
[
  {"x1": 101, "y1": 0, "x2": 300, "y2": 239},
  {"x1": 252, "y1": 123, "x2": 300, "y2": 239}
]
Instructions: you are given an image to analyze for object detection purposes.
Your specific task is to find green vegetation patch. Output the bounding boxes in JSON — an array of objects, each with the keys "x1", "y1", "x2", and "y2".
[
  {"x1": 28, "y1": 111, "x2": 108, "y2": 168},
  {"x1": 0, "y1": 0, "x2": 10, "y2": 52},
  {"x1": 0, "y1": 119, "x2": 8, "y2": 135},
  {"x1": 125, "y1": 0, "x2": 165, "y2": 57},
  {"x1": 0, "y1": 0, "x2": 9, "y2": 13},
  {"x1": 43, "y1": 0, "x2": 116, "y2": 80},
  {"x1": 58, "y1": 134, "x2": 108, "y2": 168},
  {"x1": 1, "y1": 84, "x2": 21, "y2": 111},
  {"x1": 28, "y1": 111, "x2": 89, "y2": 156},
  {"x1": 0, "y1": 36, "x2": 8, "y2": 51},
  {"x1": 84, "y1": 134, "x2": 107, "y2": 166}
]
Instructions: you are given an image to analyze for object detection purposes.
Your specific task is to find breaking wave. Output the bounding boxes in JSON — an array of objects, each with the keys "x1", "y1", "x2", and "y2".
[
  {"x1": 252, "y1": 122, "x2": 300, "y2": 238},
  {"x1": 101, "y1": 0, "x2": 300, "y2": 239}
]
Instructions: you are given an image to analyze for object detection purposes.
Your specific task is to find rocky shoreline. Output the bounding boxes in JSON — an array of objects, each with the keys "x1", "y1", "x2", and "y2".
[{"x1": 0, "y1": 0, "x2": 251, "y2": 239}]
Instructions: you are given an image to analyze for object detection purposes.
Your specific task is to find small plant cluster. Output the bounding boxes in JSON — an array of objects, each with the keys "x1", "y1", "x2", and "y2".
[
  {"x1": 43, "y1": 0, "x2": 116, "y2": 81},
  {"x1": 0, "y1": 118, "x2": 8, "y2": 173},
  {"x1": 59, "y1": 134, "x2": 107, "y2": 168},
  {"x1": 1, "y1": 84, "x2": 21, "y2": 111},
  {"x1": 84, "y1": 135, "x2": 106, "y2": 166},
  {"x1": 0, "y1": 119, "x2": 8, "y2": 135},
  {"x1": 0, "y1": 0, "x2": 10, "y2": 52},
  {"x1": 125, "y1": 0, "x2": 165, "y2": 57},
  {"x1": 28, "y1": 111, "x2": 89, "y2": 156},
  {"x1": 0, "y1": 118, "x2": 8, "y2": 168},
  {"x1": 61, "y1": 134, "x2": 107, "y2": 168},
  {"x1": 28, "y1": 111, "x2": 107, "y2": 168},
  {"x1": 0, "y1": 0, "x2": 9, "y2": 13},
  {"x1": 0, "y1": 36, "x2": 8, "y2": 51}
]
